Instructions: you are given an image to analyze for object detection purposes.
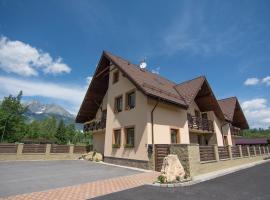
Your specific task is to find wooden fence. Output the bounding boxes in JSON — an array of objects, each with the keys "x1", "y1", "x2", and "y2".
[
  {"x1": 0, "y1": 143, "x2": 91, "y2": 155},
  {"x1": 199, "y1": 146, "x2": 215, "y2": 162},
  {"x1": 199, "y1": 145, "x2": 270, "y2": 162},
  {"x1": 22, "y1": 144, "x2": 46, "y2": 153},
  {"x1": 0, "y1": 144, "x2": 17, "y2": 153},
  {"x1": 218, "y1": 146, "x2": 230, "y2": 160}
]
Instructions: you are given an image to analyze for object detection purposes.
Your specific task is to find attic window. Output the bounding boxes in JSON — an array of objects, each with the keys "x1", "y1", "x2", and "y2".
[{"x1": 113, "y1": 71, "x2": 119, "y2": 84}]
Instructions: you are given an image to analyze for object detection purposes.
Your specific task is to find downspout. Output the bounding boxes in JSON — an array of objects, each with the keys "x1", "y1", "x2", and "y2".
[{"x1": 151, "y1": 99, "x2": 159, "y2": 171}]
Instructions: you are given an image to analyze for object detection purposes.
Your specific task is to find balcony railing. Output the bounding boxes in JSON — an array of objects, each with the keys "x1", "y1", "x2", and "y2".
[
  {"x1": 188, "y1": 115, "x2": 214, "y2": 133},
  {"x1": 84, "y1": 118, "x2": 106, "y2": 132},
  {"x1": 230, "y1": 126, "x2": 242, "y2": 136}
]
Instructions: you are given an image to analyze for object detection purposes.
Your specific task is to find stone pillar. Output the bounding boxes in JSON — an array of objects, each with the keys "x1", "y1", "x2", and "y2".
[
  {"x1": 239, "y1": 145, "x2": 243, "y2": 158},
  {"x1": 16, "y1": 143, "x2": 23, "y2": 156},
  {"x1": 214, "y1": 145, "x2": 219, "y2": 161},
  {"x1": 69, "y1": 144, "x2": 74, "y2": 154},
  {"x1": 187, "y1": 144, "x2": 200, "y2": 178},
  {"x1": 253, "y1": 146, "x2": 256, "y2": 156},
  {"x1": 247, "y1": 146, "x2": 251, "y2": 157},
  {"x1": 259, "y1": 146, "x2": 262, "y2": 155},
  {"x1": 268, "y1": 146, "x2": 270, "y2": 154},
  {"x1": 228, "y1": 145, "x2": 233, "y2": 160},
  {"x1": 45, "y1": 144, "x2": 51, "y2": 156}
]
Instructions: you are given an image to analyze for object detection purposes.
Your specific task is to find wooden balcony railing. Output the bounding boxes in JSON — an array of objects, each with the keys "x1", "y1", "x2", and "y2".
[
  {"x1": 84, "y1": 118, "x2": 106, "y2": 132},
  {"x1": 188, "y1": 115, "x2": 214, "y2": 132},
  {"x1": 230, "y1": 126, "x2": 243, "y2": 136}
]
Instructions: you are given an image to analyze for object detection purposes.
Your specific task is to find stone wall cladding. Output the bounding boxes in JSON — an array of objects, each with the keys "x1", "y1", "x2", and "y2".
[
  {"x1": 169, "y1": 144, "x2": 191, "y2": 177},
  {"x1": 104, "y1": 156, "x2": 149, "y2": 169}
]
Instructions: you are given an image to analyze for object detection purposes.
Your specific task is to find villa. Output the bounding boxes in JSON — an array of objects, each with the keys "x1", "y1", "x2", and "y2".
[{"x1": 76, "y1": 51, "x2": 249, "y2": 170}]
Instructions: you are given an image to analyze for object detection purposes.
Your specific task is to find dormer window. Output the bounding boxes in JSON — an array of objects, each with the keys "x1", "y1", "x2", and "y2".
[{"x1": 113, "y1": 71, "x2": 119, "y2": 84}]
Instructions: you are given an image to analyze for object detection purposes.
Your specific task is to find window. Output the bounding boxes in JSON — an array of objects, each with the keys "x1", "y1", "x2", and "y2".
[
  {"x1": 113, "y1": 71, "x2": 119, "y2": 84},
  {"x1": 113, "y1": 129, "x2": 121, "y2": 148},
  {"x1": 170, "y1": 129, "x2": 179, "y2": 144},
  {"x1": 195, "y1": 110, "x2": 201, "y2": 118},
  {"x1": 114, "y1": 96, "x2": 123, "y2": 113},
  {"x1": 125, "y1": 127, "x2": 135, "y2": 148},
  {"x1": 201, "y1": 113, "x2": 208, "y2": 120},
  {"x1": 126, "y1": 91, "x2": 135, "y2": 110}
]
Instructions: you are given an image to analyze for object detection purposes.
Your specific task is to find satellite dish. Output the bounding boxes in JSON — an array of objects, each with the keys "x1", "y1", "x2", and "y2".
[
  {"x1": 139, "y1": 61, "x2": 147, "y2": 69},
  {"x1": 139, "y1": 57, "x2": 147, "y2": 69}
]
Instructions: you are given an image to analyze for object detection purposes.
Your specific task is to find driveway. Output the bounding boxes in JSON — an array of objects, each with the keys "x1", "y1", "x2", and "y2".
[
  {"x1": 0, "y1": 160, "x2": 141, "y2": 197},
  {"x1": 93, "y1": 162, "x2": 270, "y2": 200}
]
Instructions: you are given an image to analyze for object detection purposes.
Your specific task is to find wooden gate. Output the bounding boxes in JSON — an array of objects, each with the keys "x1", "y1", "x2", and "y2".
[{"x1": 155, "y1": 144, "x2": 170, "y2": 171}]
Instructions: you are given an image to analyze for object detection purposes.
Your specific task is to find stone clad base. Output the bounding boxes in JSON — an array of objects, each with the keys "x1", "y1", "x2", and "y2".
[{"x1": 104, "y1": 156, "x2": 150, "y2": 169}]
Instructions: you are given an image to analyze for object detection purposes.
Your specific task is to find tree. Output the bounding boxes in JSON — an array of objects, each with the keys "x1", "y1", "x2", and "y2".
[
  {"x1": 0, "y1": 91, "x2": 27, "y2": 142},
  {"x1": 55, "y1": 120, "x2": 67, "y2": 144}
]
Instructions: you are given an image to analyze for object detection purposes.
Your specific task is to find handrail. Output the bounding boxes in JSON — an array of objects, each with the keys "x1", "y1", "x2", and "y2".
[
  {"x1": 84, "y1": 118, "x2": 106, "y2": 132},
  {"x1": 187, "y1": 115, "x2": 214, "y2": 132}
]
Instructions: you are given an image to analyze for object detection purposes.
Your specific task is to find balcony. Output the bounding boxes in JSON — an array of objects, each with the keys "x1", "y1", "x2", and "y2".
[
  {"x1": 83, "y1": 118, "x2": 106, "y2": 132},
  {"x1": 230, "y1": 126, "x2": 243, "y2": 136},
  {"x1": 188, "y1": 115, "x2": 214, "y2": 133}
]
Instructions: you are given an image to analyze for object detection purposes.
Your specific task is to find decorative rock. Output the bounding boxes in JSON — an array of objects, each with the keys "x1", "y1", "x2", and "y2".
[
  {"x1": 160, "y1": 154, "x2": 185, "y2": 182},
  {"x1": 80, "y1": 151, "x2": 103, "y2": 161}
]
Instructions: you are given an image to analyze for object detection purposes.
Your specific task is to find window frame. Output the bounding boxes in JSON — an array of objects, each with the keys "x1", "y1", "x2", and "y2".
[
  {"x1": 170, "y1": 128, "x2": 180, "y2": 144},
  {"x1": 125, "y1": 90, "x2": 136, "y2": 110},
  {"x1": 124, "y1": 126, "x2": 135, "y2": 148},
  {"x1": 112, "y1": 129, "x2": 121, "y2": 148},
  {"x1": 112, "y1": 70, "x2": 119, "y2": 84},
  {"x1": 114, "y1": 95, "x2": 123, "y2": 113}
]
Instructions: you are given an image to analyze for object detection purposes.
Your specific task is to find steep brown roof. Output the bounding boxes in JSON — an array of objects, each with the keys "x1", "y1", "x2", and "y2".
[
  {"x1": 104, "y1": 51, "x2": 187, "y2": 107},
  {"x1": 218, "y1": 97, "x2": 249, "y2": 129},
  {"x1": 76, "y1": 51, "x2": 239, "y2": 123},
  {"x1": 218, "y1": 97, "x2": 236, "y2": 121}
]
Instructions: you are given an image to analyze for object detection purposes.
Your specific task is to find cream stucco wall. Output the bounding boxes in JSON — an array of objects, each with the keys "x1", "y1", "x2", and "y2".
[
  {"x1": 92, "y1": 131, "x2": 105, "y2": 154},
  {"x1": 146, "y1": 99, "x2": 190, "y2": 145},
  {"x1": 104, "y1": 66, "x2": 149, "y2": 161}
]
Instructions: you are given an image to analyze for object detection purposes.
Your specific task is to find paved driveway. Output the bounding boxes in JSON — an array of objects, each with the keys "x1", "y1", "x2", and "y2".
[
  {"x1": 0, "y1": 160, "x2": 140, "y2": 197},
  {"x1": 93, "y1": 162, "x2": 270, "y2": 200}
]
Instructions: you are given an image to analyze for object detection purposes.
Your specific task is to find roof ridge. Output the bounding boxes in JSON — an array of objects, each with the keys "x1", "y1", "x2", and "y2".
[
  {"x1": 218, "y1": 96, "x2": 237, "y2": 101},
  {"x1": 104, "y1": 50, "x2": 178, "y2": 85},
  {"x1": 175, "y1": 75, "x2": 206, "y2": 86}
]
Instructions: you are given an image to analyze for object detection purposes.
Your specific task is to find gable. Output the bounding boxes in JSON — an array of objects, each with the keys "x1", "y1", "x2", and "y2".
[{"x1": 218, "y1": 97, "x2": 249, "y2": 129}]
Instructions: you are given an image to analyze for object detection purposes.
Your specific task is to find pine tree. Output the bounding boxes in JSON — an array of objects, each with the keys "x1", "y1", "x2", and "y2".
[{"x1": 55, "y1": 119, "x2": 67, "y2": 144}]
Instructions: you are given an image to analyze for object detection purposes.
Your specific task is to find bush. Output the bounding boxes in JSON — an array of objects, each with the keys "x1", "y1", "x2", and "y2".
[
  {"x1": 124, "y1": 144, "x2": 134, "y2": 148},
  {"x1": 157, "y1": 175, "x2": 166, "y2": 183}
]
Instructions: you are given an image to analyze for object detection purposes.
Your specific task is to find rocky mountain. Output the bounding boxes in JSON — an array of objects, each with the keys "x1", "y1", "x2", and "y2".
[{"x1": 24, "y1": 100, "x2": 82, "y2": 129}]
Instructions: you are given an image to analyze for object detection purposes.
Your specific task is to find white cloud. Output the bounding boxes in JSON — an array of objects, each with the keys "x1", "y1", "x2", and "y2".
[
  {"x1": 244, "y1": 78, "x2": 260, "y2": 86},
  {"x1": 0, "y1": 76, "x2": 86, "y2": 113},
  {"x1": 86, "y1": 76, "x2": 93, "y2": 85},
  {"x1": 151, "y1": 67, "x2": 160, "y2": 74},
  {"x1": 262, "y1": 76, "x2": 270, "y2": 86},
  {"x1": 0, "y1": 36, "x2": 71, "y2": 76},
  {"x1": 242, "y1": 98, "x2": 270, "y2": 129}
]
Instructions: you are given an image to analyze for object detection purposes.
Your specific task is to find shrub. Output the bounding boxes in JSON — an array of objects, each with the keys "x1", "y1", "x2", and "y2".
[{"x1": 157, "y1": 175, "x2": 166, "y2": 183}]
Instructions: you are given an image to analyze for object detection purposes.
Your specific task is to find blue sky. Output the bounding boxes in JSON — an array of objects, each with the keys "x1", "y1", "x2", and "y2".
[{"x1": 0, "y1": 0, "x2": 269, "y2": 128}]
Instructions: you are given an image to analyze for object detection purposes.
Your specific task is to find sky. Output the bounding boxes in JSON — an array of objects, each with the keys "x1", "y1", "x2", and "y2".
[{"x1": 0, "y1": 0, "x2": 269, "y2": 128}]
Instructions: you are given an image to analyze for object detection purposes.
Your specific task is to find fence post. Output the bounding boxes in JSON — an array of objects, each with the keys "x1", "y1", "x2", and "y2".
[
  {"x1": 253, "y1": 146, "x2": 256, "y2": 156},
  {"x1": 16, "y1": 143, "x2": 23, "y2": 157},
  {"x1": 214, "y1": 145, "x2": 219, "y2": 161},
  {"x1": 247, "y1": 146, "x2": 250, "y2": 157},
  {"x1": 228, "y1": 145, "x2": 233, "y2": 160},
  {"x1": 259, "y1": 146, "x2": 262, "y2": 155},
  {"x1": 45, "y1": 144, "x2": 51, "y2": 156},
  {"x1": 69, "y1": 144, "x2": 74, "y2": 155},
  {"x1": 239, "y1": 145, "x2": 243, "y2": 158},
  {"x1": 268, "y1": 145, "x2": 270, "y2": 154}
]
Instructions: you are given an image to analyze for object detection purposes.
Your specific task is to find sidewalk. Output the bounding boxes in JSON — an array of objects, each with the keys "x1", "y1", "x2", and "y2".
[{"x1": 1, "y1": 171, "x2": 159, "y2": 200}]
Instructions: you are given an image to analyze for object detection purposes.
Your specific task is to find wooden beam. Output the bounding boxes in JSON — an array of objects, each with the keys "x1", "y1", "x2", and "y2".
[{"x1": 95, "y1": 66, "x2": 109, "y2": 78}]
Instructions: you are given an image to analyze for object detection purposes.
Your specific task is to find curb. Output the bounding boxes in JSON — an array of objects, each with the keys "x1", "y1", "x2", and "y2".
[{"x1": 146, "y1": 159, "x2": 270, "y2": 187}]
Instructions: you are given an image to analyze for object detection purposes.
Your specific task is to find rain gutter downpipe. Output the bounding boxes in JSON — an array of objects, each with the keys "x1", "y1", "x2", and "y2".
[{"x1": 151, "y1": 99, "x2": 159, "y2": 171}]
